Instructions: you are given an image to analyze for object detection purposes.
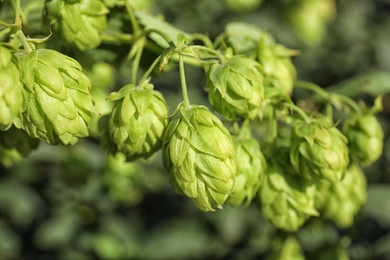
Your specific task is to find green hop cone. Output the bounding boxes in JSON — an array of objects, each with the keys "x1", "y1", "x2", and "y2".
[
  {"x1": 228, "y1": 137, "x2": 266, "y2": 207},
  {"x1": 14, "y1": 49, "x2": 93, "y2": 145},
  {"x1": 45, "y1": 0, "x2": 109, "y2": 50},
  {"x1": 316, "y1": 164, "x2": 367, "y2": 228},
  {"x1": 290, "y1": 120, "x2": 349, "y2": 182},
  {"x1": 0, "y1": 46, "x2": 27, "y2": 130},
  {"x1": 106, "y1": 83, "x2": 168, "y2": 161},
  {"x1": 205, "y1": 56, "x2": 265, "y2": 120},
  {"x1": 343, "y1": 113, "x2": 384, "y2": 166},
  {"x1": 268, "y1": 236, "x2": 305, "y2": 260},
  {"x1": 162, "y1": 105, "x2": 236, "y2": 212},
  {"x1": 258, "y1": 164, "x2": 319, "y2": 232},
  {"x1": 257, "y1": 36, "x2": 298, "y2": 96}
]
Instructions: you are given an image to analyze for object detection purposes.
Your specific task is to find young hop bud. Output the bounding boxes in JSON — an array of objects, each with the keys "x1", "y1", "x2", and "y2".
[
  {"x1": 315, "y1": 164, "x2": 367, "y2": 228},
  {"x1": 343, "y1": 113, "x2": 384, "y2": 166},
  {"x1": 228, "y1": 137, "x2": 266, "y2": 207},
  {"x1": 290, "y1": 121, "x2": 349, "y2": 182},
  {"x1": 258, "y1": 164, "x2": 319, "y2": 232},
  {"x1": 44, "y1": 0, "x2": 109, "y2": 50},
  {"x1": 0, "y1": 46, "x2": 27, "y2": 130},
  {"x1": 107, "y1": 83, "x2": 169, "y2": 161},
  {"x1": 205, "y1": 56, "x2": 264, "y2": 120},
  {"x1": 162, "y1": 105, "x2": 236, "y2": 212},
  {"x1": 15, "y1": 49, "x2": 93, "y2": 145}
]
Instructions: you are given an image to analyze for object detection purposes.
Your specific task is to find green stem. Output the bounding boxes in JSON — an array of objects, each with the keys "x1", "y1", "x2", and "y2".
[
  {"x1": 138, "y1": 54, "x2": 163, "y2": 84},
  {"x1": 144, "y1": 28, "x2": 175, "y2": 47},
  {"x1": 190, "y1": 33, "x2": 214, "y2": 49},
  {"x1": 124, "y1": 0, "x2": 140, "y2": 36},
  {"x1": 295, "y1": 81, "x2": 330, "y2": 100},
  {"x1": 130, "y1": 38, "x2": 145, "y2": 85},
  {"x1": 333, "y1": 94, "x2": 361, "y2": 113},
  {"x1": 179, "y1": 53, "x2": 190, "y2": 109},
  {"x1": 290, "y1": 104, "x2": 312, "y2": 124},
  {"x1": 17, "y1": 30, "x2": 33, "y2": 53},
  {"x1": 11, "y1": 0, "x2": 21, "y2": 25},
  {"x1": 190, "y1": 45, "x2": 225, "y2": 63}
]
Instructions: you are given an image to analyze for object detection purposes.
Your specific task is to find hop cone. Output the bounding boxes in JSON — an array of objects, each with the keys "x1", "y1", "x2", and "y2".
[
  {"x1": 343, "y1": 113, "x2": 384, "y2": 166},
  {"x1": 14, "y1": 49, "x2": 93, "y2": 145},
  {"x1": 316, "y1": 164, "x2": 367, "y2": 228},
  {"x1": 258, "y1": 164, "x2": 319, "y2": 232},
  {"x1": 205, "y1": 56, "x2": 264, "y2": 120},
  {"x1": 290, "y1": 120, "x2": 349, "y2": 182},
  {"x1": 0, "y1": 46, "x2": 27, "y2": 130},
  {"x1": 268, "y1": 236, "x2": 305, "y2": 260},
  {"x1": 45, "y1": 0, "x2": 109, "y2": 50},
  {"x1": 162, "y1": 105, "x2": 236, "y2": 212},
  {"x1": 228, "y1": 137, "x2": 266, "y2": 207},
  {"x1": 106, "y1": 83, "x2": 168, "y2": 161}
]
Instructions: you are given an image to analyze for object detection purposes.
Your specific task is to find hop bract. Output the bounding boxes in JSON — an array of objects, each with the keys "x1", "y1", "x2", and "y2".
[
  {"x1": 258, "y1": 164, "x2": 318, "y2": 232},
  {"x1": 45, "y1": 0, "x2": 109, "y2": 50},
  {"x1": 15, "y1": 49, "x2": 93, "y2": 145},
  {"x1": 0, "y1": 46, "x2": 26, "y2": 130},
  {"x1": 228, "y1": 137, "x2": 266, "y2": 207},
  {"x1": 205, "y1": 56, "x2": 264, "y2": 120},
  {"x1": 343, "y1": 113, "x2": 384, "y2": 166},
  {"x1": 290, "y1": 120, "x2": 349, "y2": 182},
  {"x1": 107, "y1": 83, "x2": 169, "y2": 161},
  {"x1": 162, "y1": 105, "x2": 236, "y2": 212},
  {"x1": 315, "y1": 164, "x2": 367, "y2": 228}
]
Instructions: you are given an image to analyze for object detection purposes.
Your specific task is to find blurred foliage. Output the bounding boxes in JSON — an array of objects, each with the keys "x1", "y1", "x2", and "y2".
[{"x1": 1, "y1": 0, "x2": 390, "y2": 259}]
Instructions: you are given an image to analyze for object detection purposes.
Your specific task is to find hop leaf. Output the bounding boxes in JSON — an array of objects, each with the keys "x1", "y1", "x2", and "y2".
[
  {"x1": 14, "y1": 49, "x2": 93, "y2": 145},
  {"x1": 0, "y1": 46, "x2": 27, "y2": 130},
  {"x1": 228, "y1": 137, "x2": 266, "y2": 207},
  {"x1": 315, "y1": 164, "x2": 367, "y2": 228},
  {"x1": 162, "y1": 105, "x2": 236, "y2": 212},
  {"x1": 290, "y1": 120, "x2": 349, "y2": 182},
  {"x1": 45, "y1": 0, "x2": 109, "y2": 50},
  {"x1": 106, "y1": 83, "x2": 169, "y2": 161},
  {"x1": 343, "y1": 113, "x2": 384, "y2": 166},
  {"x1": 205, "y1": 56, "x2": 265, "y2": 120},
  {"x1": 258, "y1": 163, "x2": 319, "y2": 232}
]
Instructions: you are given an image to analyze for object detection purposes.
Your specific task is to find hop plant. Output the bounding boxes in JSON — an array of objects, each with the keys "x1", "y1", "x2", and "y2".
[
  {"x1": 105, "y1": 83, "x2": 169, "y2": 161},
  {"x1": 268, "y1": 236, "x2": 305, "y2": 260},
  {"x1": 228, "y1": 137, "x2": 266, "y2": 207},
  {"x1": 162, "y1": 105, "x2": 236, "y2": 212},
  {"x1": 290, "y1": 120, "x2": 349, "y2": 182},
  {"x1": 315, "y1": 164, "x2": 367, "y2": 228},
  {"x1": 14, "y1": 49, "x2": 93, "y2": 145},
  {"x1": 258, "y1": 164, "x2": 319, "y2": 232},
  {"x1": 44, "y1": 0, "x2": 109, "y2": 50},
  {"x1": 0, "y1": 46, "x2": 27, "y2": 130},
  {"x1": 343, "y1": 113, "x2": 384, "y2": 166},
  {"x1": 205, "y1": 56, "x2": 265, "y2": 120}
]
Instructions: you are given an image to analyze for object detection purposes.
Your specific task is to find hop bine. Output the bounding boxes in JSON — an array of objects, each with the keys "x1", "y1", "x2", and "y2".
[
  {"x1": 104, "y1": 83, "x2": 169, "y2": 161},
  {"x1": 14, "y1": 49, "x2": 94, "y2": 145},
  {"x1": 0, "y1": 46, "x2": 27, "y2": 130},
  {"x1": 290, "y1": 120, "x2": 349, "y2": 182},
  {"x1": 343, "y1": 113, "x2": 384, "y2": 166},
  {"x1": 205, "y1": 56, "x2": 265, "y2": 120},
  {"x1": 162, "y1": 105, "x2": 236, "y2": 212}
]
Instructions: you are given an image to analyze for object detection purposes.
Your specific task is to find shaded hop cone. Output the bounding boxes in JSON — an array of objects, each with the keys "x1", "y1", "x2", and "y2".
[
  {"x1": 290, "y1": 120, "x2": 349, "y2": 182},
  {"x1": 315, "y1": 164, "x2": 367, "y2": 228},
  {"x1": 162, "y1": 105, "x2": 236, "y2": 212},
  {"x1": 44, "y1": 0, "x2": 109, "y2": 50},
  {"x1": 107, "y1": 83, "x2": 169, "y2": 161},
  {"x1": 343, "y1": 113, "x2": 384, "y2": 166},
  {"x1": 205, "y1": 56, "x2": 264, "y2": 120},
  {"x1": 0, "y1": 46, "x2": 27, "y2": 130},
  {"x1": 14, "y1": 49, "x2": 93, "y2": 145},
  {"x1": 228, "y1": 137, "x2": 266, "y2": 207},
  {"x1": 258, "y1": 164, "x2": 319, "y2": 232}
]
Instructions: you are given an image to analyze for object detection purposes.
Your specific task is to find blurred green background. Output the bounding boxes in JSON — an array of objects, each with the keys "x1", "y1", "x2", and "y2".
[{"x1": 1, "y1": 0, "x2": 390, "y2": 259}]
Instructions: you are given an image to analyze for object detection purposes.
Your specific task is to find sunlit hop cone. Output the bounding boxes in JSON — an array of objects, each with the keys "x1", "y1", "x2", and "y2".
[
  {"x1": 106, "y1": 83, "x2": 169, "y2": 161},
  {"x1": 14, "y1": 49, "x2": 93, "y2": 145},
  {"x1": 205, "y1": 56, "x2": 265, "y2": 120},
  {"x1": 315, "y1": 164, "x2": 367, "y2": 228},
  {"x1": 257, "y1": 35, "x2": 297, "y2": 96},
  {"x1": 343, "y1": 113, "x2": 384, "y2": 166},
  {"x1": 44, "y1": 0, "x2": 109, "y2": 50},
  {"x1": 0, "y1": 46, "x2": 27, "y2": 130},
  {"x1": 228, "y1": 137, "x2": 266, "y2": 207},
  {"x1": 162, "y1": 105, "x2": 236, "y2": 212},
  {"x1": 258, "y1": 164, "x2": 319, "y2": 232},
  {"x1": 290, "y1": 120, "x2": 349, "y2": 182}
]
